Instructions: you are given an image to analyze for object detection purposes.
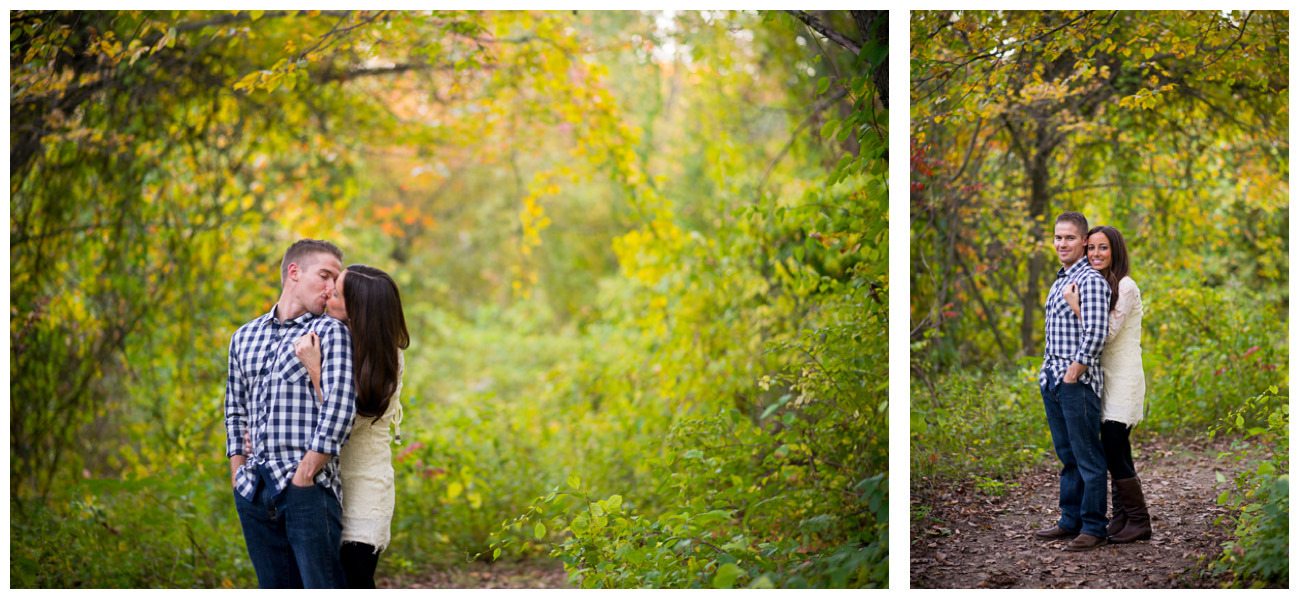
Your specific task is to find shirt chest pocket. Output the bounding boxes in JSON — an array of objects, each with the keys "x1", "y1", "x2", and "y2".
[
  {"x1": 275, "y1": 339, "x2": 309, "y2": 385},
  {"x1": 1046, "y1": 292, "x2": 1073, "y2": 319}
]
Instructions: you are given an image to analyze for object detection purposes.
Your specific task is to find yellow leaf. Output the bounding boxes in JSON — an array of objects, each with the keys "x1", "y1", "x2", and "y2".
[{"x1": 447, "y1": 481, "x2": 464, "y2": 500}]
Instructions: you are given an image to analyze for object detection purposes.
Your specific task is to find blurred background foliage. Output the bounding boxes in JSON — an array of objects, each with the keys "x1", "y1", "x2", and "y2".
[
  {"x1": 909, "y1": 10, "x2": 1287, "y2": 587},
  {"x1": 9, "y1": 10, "x2": 884, "y2": 588}
]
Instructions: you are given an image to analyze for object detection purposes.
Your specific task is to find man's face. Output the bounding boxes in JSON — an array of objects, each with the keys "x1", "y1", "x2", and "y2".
[
  {"x1": 291, "y1": 252, "x2": 342, "y2": 315},
  {"x1": 1053, "y1": 222, "x2": 1086, "y2": 267},
  {"x1": 326, "y1": 270, "x2": 349, "y2": 322}
]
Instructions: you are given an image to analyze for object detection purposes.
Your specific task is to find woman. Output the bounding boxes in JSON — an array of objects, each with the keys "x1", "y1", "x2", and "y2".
[
  {"x1": 1063, "y1": 225, "x2": 1150, "y2": 543},
  {"x1": 295, "y1": 264, "x2": 409, "y2": 587}
]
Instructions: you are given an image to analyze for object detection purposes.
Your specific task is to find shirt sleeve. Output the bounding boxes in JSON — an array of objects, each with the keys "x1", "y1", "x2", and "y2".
[
  {"x1": 1107, "y1": 278, "x2": 1140, "y2": 341},
  {"x1": 308, "y1": 321, "x2": 357, "y2": 455},
  {"x1": 224, "y1": 333, "x2": 248, "y2": 458},
  {"x1": 1073, "y1": 275, "x2": 1111, "y2": 366}
]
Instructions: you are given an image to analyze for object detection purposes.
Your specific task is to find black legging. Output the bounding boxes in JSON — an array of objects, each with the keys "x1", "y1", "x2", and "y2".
[
  {"x1": 340, "y1": 541, "x2": 380, "y2": 589},
  {"x1": 1100, "y1": 420, "x2": 1137, "y2": 480}
]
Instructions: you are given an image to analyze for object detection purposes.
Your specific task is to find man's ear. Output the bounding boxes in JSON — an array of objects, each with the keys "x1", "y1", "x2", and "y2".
[{"x1": 286, "y1": 262, "x2": 300, "y2": 283}]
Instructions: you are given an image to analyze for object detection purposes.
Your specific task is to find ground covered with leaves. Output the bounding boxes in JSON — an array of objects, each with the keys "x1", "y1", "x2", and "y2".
[
  {"x1": 380, "y1": 559, "x2": 570, "y2": 589},
  {"x1": 911, "y1": 435, "x2": 1241, "y2": 589}
]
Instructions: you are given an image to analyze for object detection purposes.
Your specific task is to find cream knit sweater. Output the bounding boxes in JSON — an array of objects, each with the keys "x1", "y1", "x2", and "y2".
[{"x1": 338, "y1": 351, "x2": 404, "y2": 552}]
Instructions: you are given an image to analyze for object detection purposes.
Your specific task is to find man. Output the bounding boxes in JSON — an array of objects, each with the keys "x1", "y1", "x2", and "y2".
[
  {"x1": 1035, "y1": 212, "x2": 1112, "y2": 552},
  {"x1": 225, "y1": 239, "x2": 356, "y2": 587}
]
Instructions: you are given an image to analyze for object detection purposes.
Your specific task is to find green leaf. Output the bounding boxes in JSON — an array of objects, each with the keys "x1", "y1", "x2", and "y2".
[
  {"x1": 713, "y1": 563, "x2": 744, "y2": 589},
  {"x1": 760, "y1": 394, "x2": 793, "y2": 420},
  {"x1": 684, "y1": 449, "x2": 704, "y2": 460},
  {"x1": 249, "y1": 10, "x2": 265, "y2": 21},
  {"x1": 567, "y1": 475, "x2": 581, "y2": 490},
  {"x1": 492, "y1": 547, "x2": 501, "y2": 560},
  {"x1": 820, "y1": 118, "x2": 839, "y2": 139},
  {"x1": 816, "y1": 76, "x2": 830, "y2": 96},
  {"x1": 695, "y1": 509, "x2": 733, "y2": 526},
  {"x1": 867, "y1": 42, "x2": 888, "y2": 67},
  {"x1": 535, "y1": 522, "x2": 547, "y2": 539}
]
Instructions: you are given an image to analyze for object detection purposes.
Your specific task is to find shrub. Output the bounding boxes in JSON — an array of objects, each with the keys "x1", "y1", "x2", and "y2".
[
  {"x1": 1208, "y1": 387, "x2": 1289, "y2": 587},
  {"x1": 911, "y1": 367, "x2": 1053, "y2": 481}
]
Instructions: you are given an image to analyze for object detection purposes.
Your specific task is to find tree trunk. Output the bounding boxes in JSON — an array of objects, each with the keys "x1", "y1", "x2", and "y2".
[
  {"x1": 1020, "y1": 141, "x2": 1054, "y2": 357},
  {"x1": 851, "y1": 10, "x2": 887, "y2": 109}
]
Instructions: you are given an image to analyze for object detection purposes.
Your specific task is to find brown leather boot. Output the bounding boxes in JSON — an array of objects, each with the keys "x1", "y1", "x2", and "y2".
[
  {"x1": 1106, "y1": 479, "x2": 1127, "y2": 536},
  {"x1": 1110, "y1": 477, "x2": 1152, "y2": 543},
  {"x1": 1065, "y1": 533, "x2": 1107, "y2": 551},
  {"x1": 1034, "y1": 525, "x2": 1077, "y2": 539}
]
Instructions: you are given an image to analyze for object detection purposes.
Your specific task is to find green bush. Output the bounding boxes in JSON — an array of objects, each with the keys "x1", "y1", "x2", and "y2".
[
  {"x1": 1143, "y1": 277, "x2": 1287, "y2": 433},
  {"x1": 483, "y1": 407, "x2": 886, "y2": 589},
  {"x1": 1209, "y1": 387, "x2": 1289, "y2": 587},
  {"x1": 9, "y1": 472, "x2": 254, "y2": 588},
  {"x1": 911, "y1": 367, "x2": 1053, "y2": 481}
]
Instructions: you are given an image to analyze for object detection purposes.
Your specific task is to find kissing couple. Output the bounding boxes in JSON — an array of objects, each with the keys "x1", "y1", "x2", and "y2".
[{"x1": 225, "y1": 239, "x2": 410, "y2": 587}]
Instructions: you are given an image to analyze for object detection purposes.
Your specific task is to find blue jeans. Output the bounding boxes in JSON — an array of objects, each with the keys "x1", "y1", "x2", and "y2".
[
  {"x1": 1040, "y1": 378, "x2": 1107, "y2": 537},
  {"x1": 234, "y1": 464, "x2": 346, "y2": 588}
]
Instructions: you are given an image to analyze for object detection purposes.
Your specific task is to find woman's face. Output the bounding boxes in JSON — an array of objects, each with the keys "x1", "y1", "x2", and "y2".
[
  {"x1": 326, "y1": 270, "x2": 349, "y2": 322},
  {"x1": 1086, "y1": 232, "x2": 1112, "y2": 272}
]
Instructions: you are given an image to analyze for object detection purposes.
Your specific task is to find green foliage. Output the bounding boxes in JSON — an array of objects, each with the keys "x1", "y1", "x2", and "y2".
[
  {"x1": 9, "y1": 472, "x2": 254, "y2": 588},
  {"x1": 911, "y1": 368, "x2": 1053, "y2": 481},
  {"x1": 1208, "y1": 388, "x2": 1289, "y2": 587},
  {"x1": 1142, "y1": 280, "x2": 1287, "y2": 432},
  {"x1": 11, "y1": 10, "x2": 879, "y2": 589},
  {"x1": 482, "y1": 408, "x2": 886, "y2": 589},
  {"x1": 910, "y1": 10, "x2": 1289, "y2": 371}
]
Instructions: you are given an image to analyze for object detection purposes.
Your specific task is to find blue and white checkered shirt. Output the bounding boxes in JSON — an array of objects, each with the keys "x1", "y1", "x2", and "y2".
[
  {"x1": 225, "y1": 305, "x2": 356, "y2": 503},
  {"x1": 1038, "y1": 258, "x2": 1111, "y2": 398}
]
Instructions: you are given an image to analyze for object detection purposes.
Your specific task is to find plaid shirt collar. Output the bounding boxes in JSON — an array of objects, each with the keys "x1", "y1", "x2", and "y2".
[
  {"x1": 1056, "y1": 257, "x2": 1091, "y2": 280},
  {"x1": 264, "y1": 304, "x2": 320, "y2": 327}
]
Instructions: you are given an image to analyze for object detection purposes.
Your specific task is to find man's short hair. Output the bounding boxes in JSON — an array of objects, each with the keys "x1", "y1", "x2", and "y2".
[
  {"x1": 1055, "y1": 211, "x2": 1089, "y2": 237},
  {"x1": 281, "y1": 239, "x2": 343, "y2": 285}
]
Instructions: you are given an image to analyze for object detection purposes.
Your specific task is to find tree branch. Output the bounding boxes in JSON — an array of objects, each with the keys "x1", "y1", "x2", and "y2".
[
  {"x1": 754, "y1": 87, "x2": 850, "y2": 202},
  {"x1": 784, "y1": 11, "x2": 861, "y2": 53},
  {"x1": 173, "y1": 10, "x2": 354, "y2": 33}
]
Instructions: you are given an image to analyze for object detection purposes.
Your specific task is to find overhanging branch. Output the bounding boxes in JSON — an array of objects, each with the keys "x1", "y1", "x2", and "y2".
[{"x1": 784, "y1": 11, "x2": 861, "y2": 53}]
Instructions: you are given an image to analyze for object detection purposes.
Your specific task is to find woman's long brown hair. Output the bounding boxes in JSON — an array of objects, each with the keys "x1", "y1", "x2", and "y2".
[
  {"x1": 1086, "y1": 225, "x2": 1129, "y2": 313},
  {"x1": 342, "y1": 264, "x2": 409, "y2": 421}
]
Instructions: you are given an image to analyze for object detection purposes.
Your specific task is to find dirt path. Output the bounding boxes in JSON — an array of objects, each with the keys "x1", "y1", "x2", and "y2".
[
  {"x1": 911, "y1": 436, "x2": 1238, "y2": 588},
  {"x1": 378, "y1": 559, "x2": 571, "y2": 589}
]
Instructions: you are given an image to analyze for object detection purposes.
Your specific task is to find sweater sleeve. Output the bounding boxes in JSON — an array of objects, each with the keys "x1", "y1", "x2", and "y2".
[{"x1": 1107, "y1": 278, "x2": 1140, "y2": 341}]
